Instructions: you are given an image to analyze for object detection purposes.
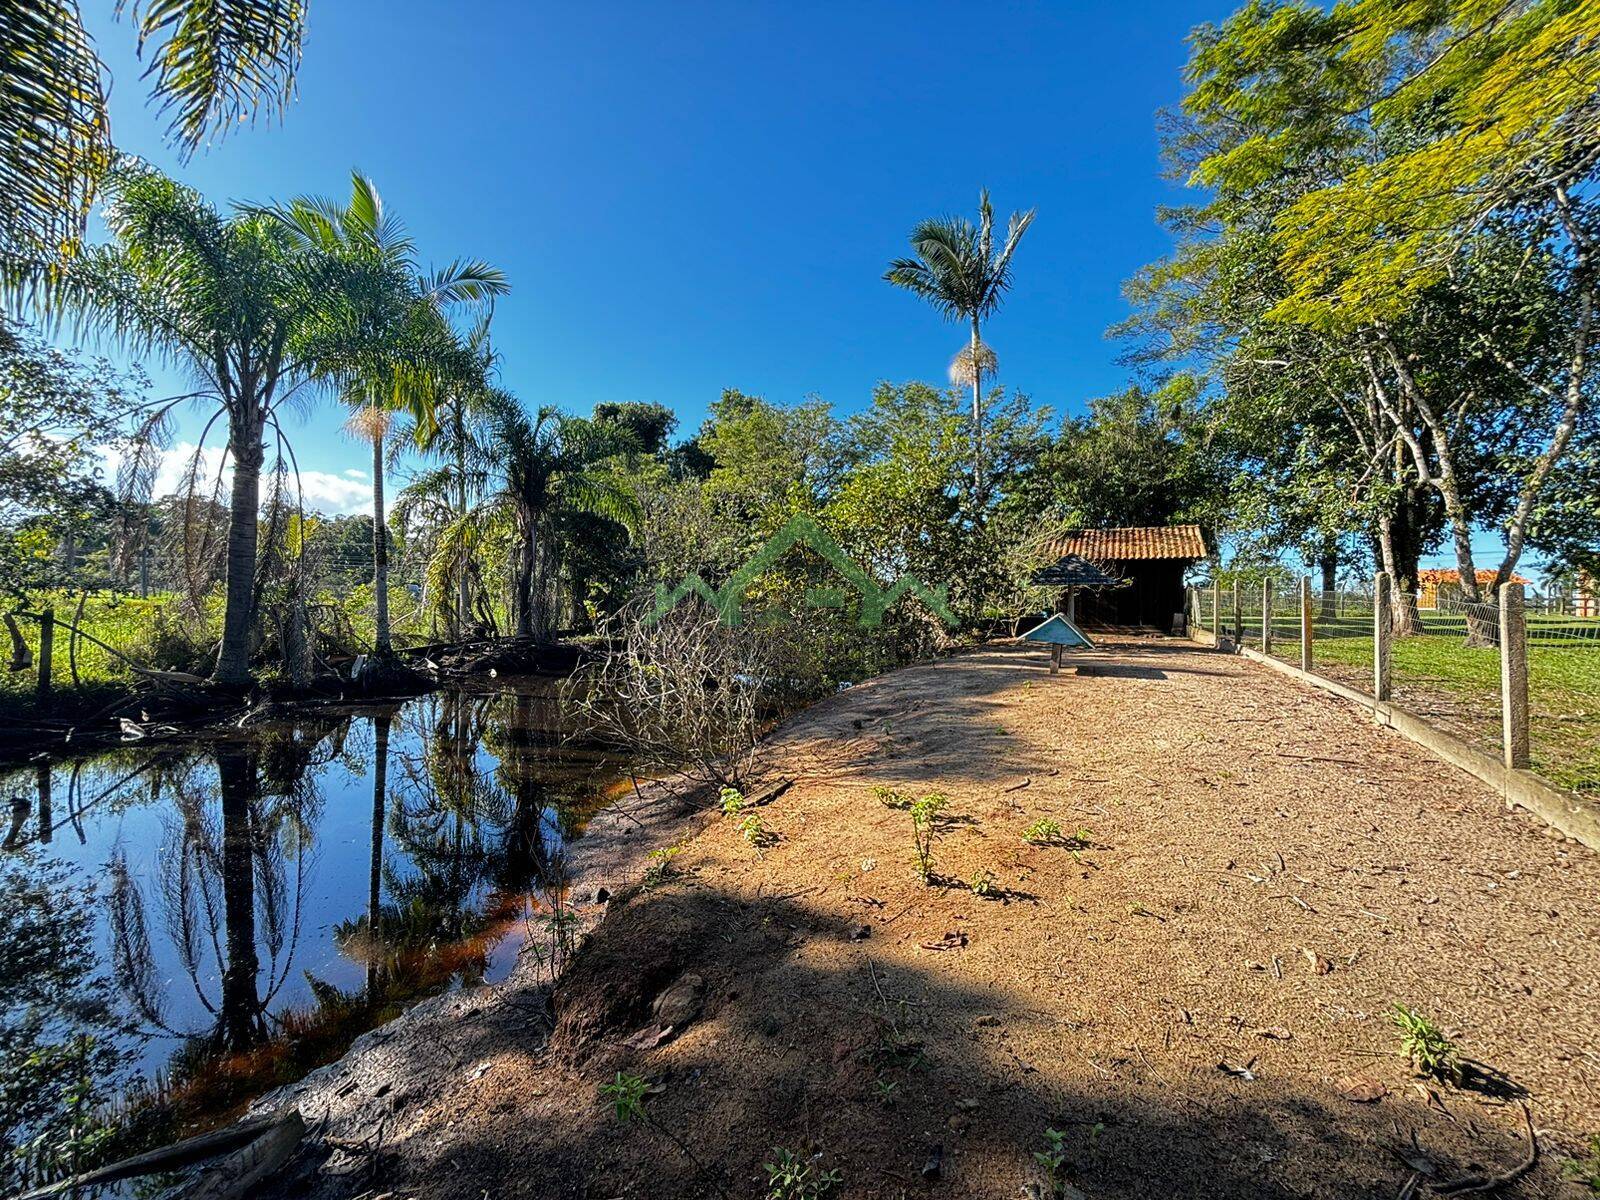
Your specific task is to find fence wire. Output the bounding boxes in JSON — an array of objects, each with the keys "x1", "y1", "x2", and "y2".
[{"x1": 1191, "y1": 577, "x2": 1599, "y2": 798}]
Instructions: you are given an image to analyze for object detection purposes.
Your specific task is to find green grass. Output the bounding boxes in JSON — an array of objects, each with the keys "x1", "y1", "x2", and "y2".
[
  {"x1": 1295, "y1": 614, "x2": 1600, "y2": 795},
  {"x1": 1, "y1": 583, "x2": 426, "y2": 711}
]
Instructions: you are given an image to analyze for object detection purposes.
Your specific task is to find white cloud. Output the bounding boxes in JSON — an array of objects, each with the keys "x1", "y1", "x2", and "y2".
[{"x1": 101, "y1": 441, "x2": 375, "y2": 516}]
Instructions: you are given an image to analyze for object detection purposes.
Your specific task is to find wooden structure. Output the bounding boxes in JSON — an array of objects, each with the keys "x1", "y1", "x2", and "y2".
[
  {"x1": 1029, "y1": 552, "x2": 1122, "y2": 624},
  {"x1": 1040, "y1": 526, "x2": 1208, "y2": 634},
  {"x1": 1020, "y1": 612, "x2": 1094, "y2": 674}
]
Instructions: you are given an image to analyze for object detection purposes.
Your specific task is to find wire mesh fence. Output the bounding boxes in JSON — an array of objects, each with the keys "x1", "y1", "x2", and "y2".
[{"x1": 1190, "y1": 576, "x2": 1600, "y2": 798}]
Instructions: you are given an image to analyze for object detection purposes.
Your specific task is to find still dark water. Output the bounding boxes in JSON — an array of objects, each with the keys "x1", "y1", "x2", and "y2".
[{"x1": 0, "y1": 680, "x2": 632, "y2": 1190}]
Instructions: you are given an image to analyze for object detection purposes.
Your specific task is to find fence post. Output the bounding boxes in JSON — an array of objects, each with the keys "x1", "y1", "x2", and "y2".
[
  {"x1": 1300, "y1": 576, "x2": 1314, "y2": 672},
  {"x1": 1373, "y1": 573, "x2": 1392, "y2": 702},
  {"x1": 1211, "y1": 578, "x2": 1221, "y2": 644},
  {"x1": 1232, "y1": 580, "x2": 1242, "y2": 644},
  {"x1": 1499, "y1": 582, "x2": 1529, "y2": 770},
  {"x1": 1261, "y1": 579, "x2": 1274, "y2": 655},
  {"x1": 36, "y1": 607, "x2": 54, "y2": 710}
]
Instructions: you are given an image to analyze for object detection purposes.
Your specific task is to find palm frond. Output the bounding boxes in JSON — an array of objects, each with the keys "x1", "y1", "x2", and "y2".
[
  {"x1": 0, "y1": 0, "x2": 111, "y2": 286},
  {"x1": 120, "y1": 0, "x2": 306, "y2": 157}
]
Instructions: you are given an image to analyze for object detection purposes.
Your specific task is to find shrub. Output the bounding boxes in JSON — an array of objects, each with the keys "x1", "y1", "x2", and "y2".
[
  {"x1": 1023, "y1": 818, "x2": 1062, "y2": 845},
  {"x1": 909, "y1": 792, "x2": 948, "y2": 881},
  {"x1": 600, "y1": 1071, "x2": 647, "y2": 1122},
  {"x1": 1388, "y1": 1005, "x2": 1462, "y2": 1082},
  {"x1": 764, "y1": 1148, "x2": 841, "y2": 1200}
]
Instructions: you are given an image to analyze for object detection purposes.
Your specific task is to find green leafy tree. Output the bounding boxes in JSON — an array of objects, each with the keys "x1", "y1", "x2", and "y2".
[
  {"x1": 0, "y1": 318, "x2": 142, "y2": 600},
  {"x1": 1022, "y1": 381, "x2": 1226, "y2": 532},
  {"x1": 273, "y1": 172, "x2": 507, "y2": 655},
  {"x1": 885, "y1": 190, "x2": 1036, "y2": 498},
  {"x1": 54, "y1": 163, "x2": 445, "y2": 684},
  {"x1": 1, "y1": 0, "x2": 305, "y2": 288},
  {"x1": 1176, "y1": 0, "x2": 1600, "y2": 622}
]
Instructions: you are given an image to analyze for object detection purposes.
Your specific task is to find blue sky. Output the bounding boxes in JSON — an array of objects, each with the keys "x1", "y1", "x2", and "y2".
[
  {"x1": 74, "y1": 1, "x2": 1521, "y2": 574},
  {"x1": 79, "y1": 1, "x2": 1220, "y2": 511}
]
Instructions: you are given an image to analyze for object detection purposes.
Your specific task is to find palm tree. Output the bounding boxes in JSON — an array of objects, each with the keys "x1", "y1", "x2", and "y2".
[
  {"x1": 884, "y1": 189, "x2": 1036, "y2": 499},
  {"x1": 273, "y1": 174, "x2": 508, "y2": 656},
  {"x1": 479, "y1": 395, "x2": 639, "y2": 640},
  {"x1": 1, "y1": 0, "x2": 304, "y2": 290},
  {"x1": 54, "y1": 162, "x2": 422, "y2": 686}
]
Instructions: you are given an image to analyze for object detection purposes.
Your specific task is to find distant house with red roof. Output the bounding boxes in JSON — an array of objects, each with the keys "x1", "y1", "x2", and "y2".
[{"x1": 1416, "y1": 567, "x2": 1532, "y2": 609}]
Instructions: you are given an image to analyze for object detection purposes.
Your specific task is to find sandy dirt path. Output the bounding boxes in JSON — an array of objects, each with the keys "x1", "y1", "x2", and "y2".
[{"x1": 265, "y1": 637, "x2": 1600, "y2": 1200}]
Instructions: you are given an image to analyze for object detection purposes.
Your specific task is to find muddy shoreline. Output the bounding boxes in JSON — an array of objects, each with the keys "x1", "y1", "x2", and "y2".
[{"x1": 0, "y1": 638, "x2": 590, "y2": 770}]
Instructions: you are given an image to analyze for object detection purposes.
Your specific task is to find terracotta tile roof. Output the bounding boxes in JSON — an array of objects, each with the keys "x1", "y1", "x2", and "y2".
[
  {"x1": 1042, "y1": 525, "x2": 1208, "y2": 563},
  {"x1": 1417, "y1": 568, "x2": 1531, "y2": 586}
]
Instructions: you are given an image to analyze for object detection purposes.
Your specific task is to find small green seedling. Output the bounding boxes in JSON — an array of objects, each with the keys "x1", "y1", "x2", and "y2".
[
  {"x1": 1562, "y1": 1134, "x2": 1600, "y2": 1193},
  {"x1": 1033, "y1": 1127, "x2": 1071, "y2": 1195},
  {"x1": 600, "y1": 1071, "x2": 647, "y2": 1122},
  {"x1": 969, "y1": 869, "x2": 999, "y2": 898},
  {"x1": 1388, "y1": 1004, "x2": 1462, "y2": 1083},
  {"x1": 720, "y1": 786, "x2": 745, "y2": 816},
  {"x1": 1023, "y1": 818, "x2": 1062, "y2": 845},
  {"x1": 739, "y1": 812, "x2": 773, "y2": 850},
  {"x1": 872, "y1": 784, "x2": 911, "y2": 810},
  {"x1": 764, "y1": 1148, "x2": 842, "y2": 1200},
  {"x1": 909, "y1": 792, "x2": 948, "y2": 882},
  {"x1": 642, "y1": 844, "x2": 680, "y2": 889},
  {"x1": 872, "y1": 1077, "x2": 899, "y2": 1108}
]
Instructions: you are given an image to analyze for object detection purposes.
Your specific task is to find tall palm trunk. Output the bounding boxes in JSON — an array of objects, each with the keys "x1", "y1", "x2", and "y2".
[
  {"x1": 214, "y1": 417, "x2": 266, "y2": 687},
  {"x1": 455, "y1": 442, "x2": 470, "y2": 638},
  {"x1": 969, "y1": 315, "x2": 984, "y2": 501},
  {"x1": 513, "y1": 520, "x2": 538, "y2": 639},
  {"x1": 371, "y1": 432, "x2": 391, "y2": 655}
]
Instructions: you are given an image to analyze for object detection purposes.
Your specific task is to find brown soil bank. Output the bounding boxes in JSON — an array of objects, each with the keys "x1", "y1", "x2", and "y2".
[{"x1": 267, "y1": 638, "x2": 1600, "y2": 1200}]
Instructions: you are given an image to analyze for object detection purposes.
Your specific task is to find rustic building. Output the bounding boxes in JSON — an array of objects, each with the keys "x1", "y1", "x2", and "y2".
[{"x1": 1040, "y1": 525, "x2": 1208, "y2": 634}]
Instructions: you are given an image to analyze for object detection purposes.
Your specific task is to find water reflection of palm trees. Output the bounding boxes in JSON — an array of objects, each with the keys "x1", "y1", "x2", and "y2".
[
  {"x1": 335, "y1": 689, "x2": 603, "y2": 996},
  {"x1": 107, "y1": 721, "x2": 338, "y2": 1053}
]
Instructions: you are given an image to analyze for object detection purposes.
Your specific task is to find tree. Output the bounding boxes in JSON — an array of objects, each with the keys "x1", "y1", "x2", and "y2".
[
  {"x1": 0, "y1": 318, "x2": 142, "y2": 600},
  {"x1": 478, "y1": 396, "x2": 639, "y2": 640},
  {"x1": 1022, "y1": 381, "x2": 1226, "y2": 532},
  {"x1": 55, "y1": 163, "x2": 422, "y2": 685},
  {"x1": 828, "y1": 381, "x2": 1047, "y2": 624},
  {"x1": 1180, "y1": 0, "x2": 1600, "y2": 622},
  {"x1": 273, "y1": 173, "x2": 508, "y2": 656},
  {"x1": 1, "y1": 0, "x2": 305, "y2": 289},
  {"x1": 885, "y1": 190, "x2": 1036, "y2": 499}
]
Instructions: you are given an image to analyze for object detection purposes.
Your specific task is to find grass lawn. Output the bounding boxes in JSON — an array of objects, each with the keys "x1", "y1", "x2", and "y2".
[{"x1": 1238, "y1": 610, "x2": 1600, "y2": 795}]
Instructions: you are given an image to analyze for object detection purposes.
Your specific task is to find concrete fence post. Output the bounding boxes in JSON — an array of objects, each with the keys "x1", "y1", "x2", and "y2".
[
  {"x1": 1232, "y1": 580, "x2": 1242, "y2": 644},
  {"x1": 1373, "y1": 573, "x2": 1392, "y2": 702},
  {"x1": 1300, "y1": 576, "x2": 1314, "y2": 672},
  {"x1": 1500, "y1": 582, "x2": 1529, "y2": 770},
  {"x1": 1261, "y1": 579, "x2": 1274, "y2": 655}
]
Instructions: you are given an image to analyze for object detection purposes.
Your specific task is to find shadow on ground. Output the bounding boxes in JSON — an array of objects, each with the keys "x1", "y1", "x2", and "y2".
[{"x1": 266, "y1": 879, "x2": 1540, "y2": 1200}]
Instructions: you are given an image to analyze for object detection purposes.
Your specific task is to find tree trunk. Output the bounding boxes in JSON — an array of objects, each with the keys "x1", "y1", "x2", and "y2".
[
  {"x1": 371, "y1": 433, "x2": 391, "y2": 655},
  {"x1": 1318, "y1": 552, "x2": 1337, "y2": 620},
  {"x1": 455, "y1": 445, "x2": 471, "y2": 639},
  {"x1": 213, "y1": 424, "x2": 266, "y2": 687},
  {"x1": 514, "y1": 521, "x2": 538, "y2": 640},
  {"x1": 367, "y1": 713, "x2": 389, "y2": 997},
  {"x1": 969, "y1": 316, "x2": 984, "y2": 502},
  {"x1": 216, "y1": 748, "x2": 264, "y2": 1051}
]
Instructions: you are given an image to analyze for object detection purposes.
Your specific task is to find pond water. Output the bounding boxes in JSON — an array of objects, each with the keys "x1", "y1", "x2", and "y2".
[{"x1": 0, "y1": 679, "x2": 634, "y2": 1191}]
